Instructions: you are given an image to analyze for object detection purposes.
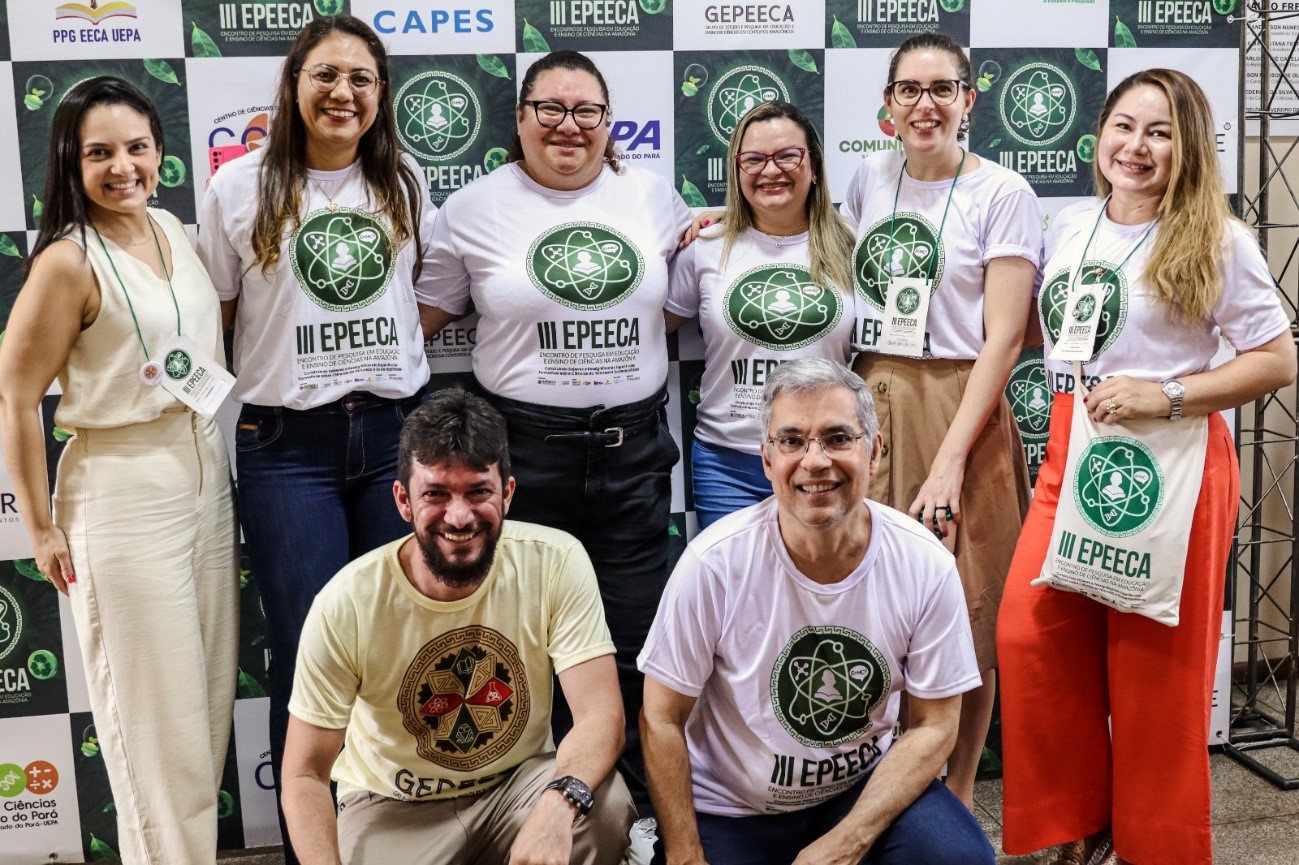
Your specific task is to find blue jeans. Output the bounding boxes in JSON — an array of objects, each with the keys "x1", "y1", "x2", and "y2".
[
  {"x1": 672, "y1": 778, "x2": 994, "y2": 865},
  {"x1": 690, "y1": 438, "x2": 772, "y2": 529},
  {"x1": 478, "y1": 383, "x2": 679, "y2": 814},
  {"x1": 234, "y1": 390, "x2": 424, "y2": 862}
]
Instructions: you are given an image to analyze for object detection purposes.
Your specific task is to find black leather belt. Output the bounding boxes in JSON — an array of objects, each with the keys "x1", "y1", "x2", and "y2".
[{"x1": 507, "y1": 413, "x2": 659, "y2": 448}]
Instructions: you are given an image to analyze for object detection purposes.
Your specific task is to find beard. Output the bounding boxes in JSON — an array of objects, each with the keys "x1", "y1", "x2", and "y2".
[{"x1": 414, "y1": 522, "x2": 501, "y2": 590}]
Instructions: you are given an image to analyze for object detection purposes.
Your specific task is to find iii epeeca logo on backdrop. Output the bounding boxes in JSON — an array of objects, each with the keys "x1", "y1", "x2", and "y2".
[
  {"x1": 1005, "y1": 352, "x2": 1053, "y2": 485},
  {"x1": 184, "y1": 0, "x2": 340, "y2": 56},
  {"x1": 516, "y1": 0, "x2": 671, "y2": 52},
  {"x1": 1108, "y1": 0, "x2": 1241, "y2": 48},
  {"x1": 824, "y1": 0, "x2": 971, "y2": 48}
]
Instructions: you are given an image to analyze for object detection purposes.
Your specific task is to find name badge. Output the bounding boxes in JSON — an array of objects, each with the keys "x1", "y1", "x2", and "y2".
[
  {"x1": 148, "y1": 335, "x2": 235, "y2": 417},
  {"x1": 1049, "y1": 289, "x2": 1102, "y2": 362},
  {"x1": 879, "y1": 277, "x2": 931, "y2": 358}
]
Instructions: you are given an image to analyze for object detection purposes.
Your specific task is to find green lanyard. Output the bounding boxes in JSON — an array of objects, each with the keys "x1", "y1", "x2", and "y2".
[
  {"x1": 1069, "y1": 196, "x2": 1158, "y2": 296},
  {"x1": 888, "y1": 148, "x2": 965, "y2": 285},
  {"x1": 93, "y1": 215, "x2": 182, "y2": 362}
]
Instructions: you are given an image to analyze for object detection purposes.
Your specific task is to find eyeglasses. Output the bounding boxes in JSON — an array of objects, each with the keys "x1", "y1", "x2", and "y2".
[
  {"x1": 886, "y1": 79, "x2": 967, "y2": 106},
  {"x1": 299, "y1": 63, "x2": 382, "y2": 97},
  {"x1": 765, "y1": 431, "x2": 867, "y2": 458},
  {"x1": 735, "y1": 147, "x2": 807, "y2": 175},
  {"x1": 521, "y1": 100, "x2": 609, "y2": 130}
]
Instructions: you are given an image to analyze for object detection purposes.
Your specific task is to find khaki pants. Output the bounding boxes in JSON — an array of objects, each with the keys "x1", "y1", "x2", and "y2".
[{"x1": 337, "y1": 754, "x2": 636, "y2": 865}]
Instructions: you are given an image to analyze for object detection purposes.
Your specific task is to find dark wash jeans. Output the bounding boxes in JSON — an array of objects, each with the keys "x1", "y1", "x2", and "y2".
[
  {"x1": 234, "y1": 390, "x2": 424, "y2": 863},
  {"x1": 478, "y1": 382, "x2": 680, "y2": 815}
]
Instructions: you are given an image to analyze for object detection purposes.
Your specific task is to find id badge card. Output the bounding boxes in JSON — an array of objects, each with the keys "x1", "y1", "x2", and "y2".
[
  {"x1": 879, "y1": 277, "x2": 931, "y2": 358},
  {"x1": 1049, "y1": 289, "x2": 1102, "y2": 362},
  {"x1": 149, "y1": 334, "x2": 235, "y2": 417}
]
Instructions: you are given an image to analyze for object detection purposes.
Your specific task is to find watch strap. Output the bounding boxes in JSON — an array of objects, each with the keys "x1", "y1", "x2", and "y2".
[{"x1": 543, "y1": 775, "x2": 594, "y2": 817}]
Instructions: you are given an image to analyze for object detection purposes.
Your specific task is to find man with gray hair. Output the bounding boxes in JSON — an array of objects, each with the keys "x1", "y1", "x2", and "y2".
[{"x1": 639, "y1": 358, "x2": 993, "y2": 865}]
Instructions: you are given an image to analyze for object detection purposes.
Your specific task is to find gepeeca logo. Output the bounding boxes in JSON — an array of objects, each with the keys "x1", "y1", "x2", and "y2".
[
  {"x1": 527, "y1": 223, "x2": 644, "y2": 311},
  {"x1": 292, "y1": 209, "x2": 395, "y2": 313},
  {"x1": 854, "y1": 212, "x2": 945, "y2": 311},
  {"x1": 1074, "y1": 436, "x2": 1164, "y2": 537},
  {"x1": 0, "y1": 585, "x2": 20, "y2": 663},
  {"x1": 999, "y1": 61, "x2": 1077, "y2": 148},
  {"x1": 164, "y1": 349, "x2": 191, "y2": 381},
  {"x1": 706, "y1": 65, "x2": 789, "y2": 146},
  {"x1": 771, "y1": 626, "x2": 889, "y2": 748},
  {"x1": 723, "y1": 265, "x2": 842, "y2": 350},
  {"x1": 1040, "y1": 261, "x2": 1127, "y2": 361},
  {"x1": 1006, "y1": 357, "x2": 1052, "y2": 445},
  {"x1": 395, "y1": 70, "x2": 481, "y2": 163}
]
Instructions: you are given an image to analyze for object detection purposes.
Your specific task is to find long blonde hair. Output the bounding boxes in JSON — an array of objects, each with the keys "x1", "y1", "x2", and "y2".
[
  {"x1": 718, "y1": 101, "x2": 855, "y2": 296},
  {"x1": 1094, "y1": 69, "x2": 1229, "y2": 324}
]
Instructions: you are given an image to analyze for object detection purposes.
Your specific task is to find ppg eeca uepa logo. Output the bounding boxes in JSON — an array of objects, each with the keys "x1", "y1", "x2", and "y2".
[
  {"x1": 854, "y1": 212, "x2": 945, "y2": 311},
  {"x1": 706, "y1": 65, "x2": 789, "y2": 145},
  {"x1": 292, "y1": 210, "x2": 395, "y2": 313},
  {"x1": 527, "y1": 223, "x2": 644, "y2": 310},
  {"x1": 999, "y1": 61, "x2": 1077, "y2": 148},
  {"x1": 1073, "y1": 436, "x2": 1164, "y2": 538},
  {"x1": 395, "y1": 70, "x2": 482, "y2": 163},
  {"x1": 771, "y1": 625, "x2": 889, "y2": 748},
  {"x1": 724, "y1": 265, "x2": 843, "y2": 350}
]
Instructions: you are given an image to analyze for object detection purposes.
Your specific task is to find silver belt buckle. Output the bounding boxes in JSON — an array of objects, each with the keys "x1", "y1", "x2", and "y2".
[{"x1": 604, "y1": 426, "x2": 625, "y2": 447}]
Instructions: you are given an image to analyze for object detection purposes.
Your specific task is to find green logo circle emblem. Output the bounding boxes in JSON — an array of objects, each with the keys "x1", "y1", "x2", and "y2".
[
  {"x1": 895, "y1": 286, "x2": 921, "y2": 316},
  {"x1": 527, "y1": 223, "x2": 644, "y2": 310},
  {"x1": 939, "y1": 0, "x2": 965, "y2": 10},
  {"x1": 854, "y1": 213, "x2": 945, "y2": 311},
  {"x1": 1077, "y1": 134, "x2": 1097, "y2": 163},
  {"x1": 1006, "y1": 357, "x2": 1052, "y2": 444},
  {"x1": 1040, "y1": 262, "x2": 1127, "y2": 361},
  {"x1": 483, "y1": 147, "x2": 509, "y2": 172},
  {"x1": 395, "y1": 70, "x2": 481, "y2": 162},
  {"x1": 292, "y1": 209, "x2": 395, "y2": 313},
  {"x1": 164, "y1": 349, "x2": 191, "y2": 380},
  {"x1": 0, "y1": 585, "x2": 22, "y2": 663},
  {"x1": 27, "y1": 649, "x2": 57, "y2": 680},
  {"x1": 314, "y1": 0, "x2": 344, "y2": 14},
  {"x1": 707, "y1": 66, "x2": 789, "y2": 146},
  {"x1": 723, "y1": 265, "x2": 842, "y2": 350},
  {"x1": 1072, "y1": 294, "x2": 1096, "y2": 322},
  {"x1": 0, "y1": 764, "x2": 26, "y2": 797},
  {"x1": 1213, "y1": 0, "x2": 1236, "y2": 13},
  {"x1": 1000, "y1": 61, "x2": 1077, "y2": 147},
  {"x1": 1073, "y1": 436, "x2": 1165, "y2": 537},
  {"x1": 159, "y1": 155, "x2": 186, "y2": 189},
  {"x1": 771, "y1": 625, "x2": 890, "y2": 747}
]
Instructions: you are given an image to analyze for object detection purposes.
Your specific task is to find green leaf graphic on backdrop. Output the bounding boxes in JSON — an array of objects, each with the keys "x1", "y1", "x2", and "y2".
[
  {"x1": 23, "y1": 89, "x2": 46, "y2": 111},
  {"x1": 1074, "y1": 48, "x2": 1102, "y2": 73},
  {"x1": 144, "y1": 59, "x2": 179, "y2": 85},
  {"x1": 217, "y1": 789, "x2": 235, "y2": 819},
  {"x1": 1114, "y1": 17, "x2": 1137, "y2": 47},
  {"x1": 0, "y1": 235, "x2": 19, "y2": 258},
  {"x1": 988, "y1": 138, "x2": 1002, "y2": 147},
  {"x1": 831, "y1": 17, "x2": 857, "y2": 49},
  {"x1": 191, "y1": 23, "x2": 220, "y2": 58},
  {"x1": 52, "y1": 426, "x2": 71, "y2": 442},
  {"x1": 695, "y1": 144, "x2": 709, "y2": 155},
  {"x1": 237, "y1": 668, "x2": 266, "y2": 698},
  {"x1": 680, "y1": 176, "x2": 707, "y2": 208},
  {"x1": 89, "y1": 834, "x2": 121, "y2": 862},
  {"x1": 477, "y1": 54, "x2": 510, "y2": 79},
  {"x1": 14, "y1": 560, "x2": 45, "y2": 582},
  {"x1": 31, "y1": 197, "x2": 41, "y2": 221},
  {"x1": 522, "y1": 20, "x2": 550, "y2": 53},
  {"x1": 639, "y1": 0, "x2": 667, "y2": 12},
  {"x1": 789, "y1": 49, "x2": 819, "y2": 75}
]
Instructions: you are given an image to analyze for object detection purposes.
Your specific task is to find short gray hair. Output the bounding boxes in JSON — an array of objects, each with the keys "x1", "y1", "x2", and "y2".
[{"x1": 760, "y1": 358, "x2": 879, "y2": 444}]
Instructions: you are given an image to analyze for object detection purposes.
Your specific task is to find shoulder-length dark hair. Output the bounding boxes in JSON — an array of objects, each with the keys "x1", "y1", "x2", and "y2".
[
  {"x1": 27, "y1": 76, "x2": 164, "y2": 275},
  {"x1": 506, "y1": 50, "x2": 621, "y2": 173},
  {"x1": 250, "y1": 15, "x2": 423, "y2": 276}
]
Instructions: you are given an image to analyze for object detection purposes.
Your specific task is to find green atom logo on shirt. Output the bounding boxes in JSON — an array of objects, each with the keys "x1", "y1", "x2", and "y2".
[
  {"x1": 724, "y1": 265, "x2": 842, "y2": 350},
  {"x1": 527, "y1": 223, "x2": 644, "y2": 310},
  {"x1": 1073, "y1": 436, "x2": 1165, "y2": 537},
  {"x1": 771, "y1": 626, "x2": 889, "y2": 748},
  {"x1": 292, "y1": 209, "x2": 395, "y2": 313},
  {"x1": 1040, "y1": 261, "x2": 1128, "y2": 362},
  {"x1": 854, "y1": 213, "x2": 945, "y2": 311}
]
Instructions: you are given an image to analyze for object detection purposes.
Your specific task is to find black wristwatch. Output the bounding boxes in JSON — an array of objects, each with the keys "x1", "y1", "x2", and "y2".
[{"x1": 543, "y1": 775, "x2": 594, "y2": 818}]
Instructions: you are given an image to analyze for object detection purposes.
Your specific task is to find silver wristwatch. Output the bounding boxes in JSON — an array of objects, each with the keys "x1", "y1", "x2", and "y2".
[{"x1": 1162, "y1": 379, "x2": 1185, "y2": 421}]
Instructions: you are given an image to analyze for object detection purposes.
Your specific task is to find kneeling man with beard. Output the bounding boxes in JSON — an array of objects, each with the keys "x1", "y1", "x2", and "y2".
[{"x1": 282, "y1": 388, "x2": 635, "y2": 865}]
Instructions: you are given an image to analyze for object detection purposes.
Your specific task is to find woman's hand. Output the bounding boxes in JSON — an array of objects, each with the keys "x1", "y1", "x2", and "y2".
[
  {"x1": 1083, "y1": 375, "x2": 1170, "y2": 424},
  {"x1": 678, "y1": 211, "x2": 724, "y2": 249},
  {"x1": 33, "y1": 525, "x2": 75, "y2": 595},
  {"x1": 909, "y1": 456, "x2": 966, "y2": 539}
]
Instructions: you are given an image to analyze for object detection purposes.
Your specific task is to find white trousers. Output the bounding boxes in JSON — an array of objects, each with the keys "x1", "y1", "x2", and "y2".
[{"x1": 54, "y1": 408, "x2": 239, "y2": 865}]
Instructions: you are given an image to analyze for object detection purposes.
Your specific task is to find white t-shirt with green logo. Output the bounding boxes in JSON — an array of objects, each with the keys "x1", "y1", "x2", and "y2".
[
  {"x1": 1040, "y1": 201, "x2": 1290, "y2": 394},
  {"x1": 426, "y1": 162, "x2": 693, "y2": 408},
  {"x1": 638, "y1": 497, "x2": 980, "y2": 816},
  {"x1": 841, "y1": 150, "x2": 1043, "y2": 360},
  {"x1": 667, "y1": 226, "x2": 854, "y2": 455},
  {"x1": 199, "y1": 148, "x2": 436, "y2": 409}
]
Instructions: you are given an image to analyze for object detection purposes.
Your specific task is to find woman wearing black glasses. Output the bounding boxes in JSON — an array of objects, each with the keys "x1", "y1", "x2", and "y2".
[
  {"x1": 197, "y1": 16, "x2": 437, "y2": 862},
  {"x1": 665, "y1": 101, "x2": 855, "y2": 528},
  {"x1": 842, "y1": 32, "x2": 1043, "y2": 808},
  {"x1": 423, "y1": 50, "x2": 691, "y2": 815}
]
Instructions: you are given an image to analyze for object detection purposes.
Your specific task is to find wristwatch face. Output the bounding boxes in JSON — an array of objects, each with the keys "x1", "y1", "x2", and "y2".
[{"x1": 1163, "y1": 380, "x2": 1185, "y2": 399}]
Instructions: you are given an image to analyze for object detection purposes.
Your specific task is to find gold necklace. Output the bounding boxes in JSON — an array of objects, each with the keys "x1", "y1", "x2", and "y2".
[
  {"x1": 309, "y1": 168, "x2": 357, "y2": 213},
  {"x1": 96, "y1": 221, "x2": 153, "y2": 247}
]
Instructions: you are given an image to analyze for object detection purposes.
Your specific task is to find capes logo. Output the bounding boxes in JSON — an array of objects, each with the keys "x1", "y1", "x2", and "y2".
[
  {"x1": 374, "y1": 8, "x2": 494, "y2": 34},
  {"x1": 208, "y1": 111, "x2": 271, "y2": 177}
]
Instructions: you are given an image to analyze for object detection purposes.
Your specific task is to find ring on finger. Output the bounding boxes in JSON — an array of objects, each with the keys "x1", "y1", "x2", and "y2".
[
  {"x1": 1105, "y1": 400, "x2": 1119, "y2": 414},
  {"x1": 944, "y1": 506, "x2": 953, "y2": 521}
]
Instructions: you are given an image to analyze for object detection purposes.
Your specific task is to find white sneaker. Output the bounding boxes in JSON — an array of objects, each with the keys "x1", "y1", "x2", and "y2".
[{"x1": 621, "y1": 817, "x2": 658, "y2": 865}]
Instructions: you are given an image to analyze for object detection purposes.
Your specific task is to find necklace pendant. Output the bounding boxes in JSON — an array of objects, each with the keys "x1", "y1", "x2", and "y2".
[{"x1": 325, "y1": 200, "x2": 339, "y2": 213}]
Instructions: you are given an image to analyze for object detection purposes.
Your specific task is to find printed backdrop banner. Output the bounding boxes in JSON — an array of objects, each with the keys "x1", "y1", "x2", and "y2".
[{"x1": 0, "y1": 0, "x2": 1245, "y2": 860}]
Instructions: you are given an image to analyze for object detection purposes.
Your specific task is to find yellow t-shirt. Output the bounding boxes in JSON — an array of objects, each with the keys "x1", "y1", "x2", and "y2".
[{"x1": 289, "y1": 521, "x2": 614, "y2": 801}]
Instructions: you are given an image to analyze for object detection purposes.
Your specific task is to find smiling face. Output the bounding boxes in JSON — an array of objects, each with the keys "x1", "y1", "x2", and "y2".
[
  {"x1": 736, "y1": 117, "x2": 815, "y2": 234},
  {"x1": 79, "y1": 103, "x2": 161, "y2": 222},
  {"x1": 515, "y1": 67, "x2": 611, "y2": 191},
  {"x1": 296, "y1": 32, "x2": 382, "y2": 169},
  {"x1": 885, "y1": 47, "x2": 974, "y2": 160},
  {"x1": 1096, "y1": 84, "x2": 1174, "y2": 211}
]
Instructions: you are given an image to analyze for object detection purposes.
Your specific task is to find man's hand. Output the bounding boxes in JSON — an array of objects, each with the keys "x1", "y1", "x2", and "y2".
[
  {"x1": 507, "y1": 789, "x2": 577, "y2": 865},
  {"x1": 791, "y1": 823, "x2": 870, "y2": 865}
]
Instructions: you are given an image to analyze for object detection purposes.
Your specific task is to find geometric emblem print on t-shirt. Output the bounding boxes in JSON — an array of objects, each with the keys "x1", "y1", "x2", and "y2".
[
  {"x1": 291, "y1": 208, "x2": 396, "y2": 313},
  {"x1": 1039, "y1": 261, "x2": 1128, "y2": 362},
  {"x1": 854, "y1": 212, "x2": 945, "y2": 311},
  {"x1": 723, "y1": 264, "x2": 843, "y2": 351},
  {"x1": 1073, "y1": 435, "x2": 1165, "y2": 538},
  {"x1": 396, "y1": 626, "x2": 530, "y2": 771},
  {"x1": 526, "y1": 222, "x2": 645, "y2": 311},
  {"x1": 770, "y1": 625, "x2": 890, "y2": 748}
]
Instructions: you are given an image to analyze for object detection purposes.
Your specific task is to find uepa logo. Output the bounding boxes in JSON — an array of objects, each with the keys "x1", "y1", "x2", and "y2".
[{"x1": 611, "y1": 119, "x2": 662, "y2": 160}]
